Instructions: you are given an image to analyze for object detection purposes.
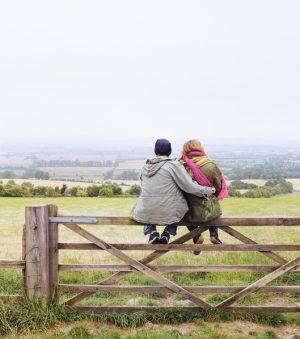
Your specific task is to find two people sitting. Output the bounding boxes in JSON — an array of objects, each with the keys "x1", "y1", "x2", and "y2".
[{"x1": 131, "y1": 138, "x2": 227, "y2": 252}]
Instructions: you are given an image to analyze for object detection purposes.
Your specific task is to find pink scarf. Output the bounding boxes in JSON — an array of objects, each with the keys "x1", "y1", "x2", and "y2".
[{"x1": 183, "y1": 151, "x2": 228, "y2": 201}]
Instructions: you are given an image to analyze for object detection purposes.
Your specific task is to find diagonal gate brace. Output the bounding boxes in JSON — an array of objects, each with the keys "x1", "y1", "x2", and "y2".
[
  {"x1": 64, "y1": 225, "x2": 208, "y2": 306},
  {"x1": 64, "y1": 223, "x2": 212, "y2": 310},
  {"x1": 221, "y1": 226, "x2": 288, "y2": 265},
  {"x1": 216, "y1": 255, "x2": 300, "y2": 310}
]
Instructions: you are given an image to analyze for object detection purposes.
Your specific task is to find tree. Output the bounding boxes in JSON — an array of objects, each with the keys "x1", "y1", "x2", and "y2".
[
  {"x1": 60, "y1": 184, "x2": 68, "y2": 196},
  {"x1": 35, "y1": 170, "x2": 50, "y2": 180},
  {"x1": 21, "y1": 182, "x2": 34, "y2": 189},
  {"x1": 128, "y1": 184, "x2": 141, "y2": 196},
  {"x1": 31, "y1": 186, "x2": 47, "y2": 196},
  {"x1": 46, "y1": 187, "x2": 58, "y2": 197},
  {"x1": 87, "y1": 185, "x2": 100, "y2": 197},
  {"x1": 76, "y1": 188, "x2": 88, "y2": 197},
  {"x1": 99, "y1": 186, "x2": 114, "y2": 197},
  {"x1": 112, "y1": 184, "x2": 122, "y2": 195},
  {"x1": 3, "y1": 183, "x2": 29, "y2": 197}
]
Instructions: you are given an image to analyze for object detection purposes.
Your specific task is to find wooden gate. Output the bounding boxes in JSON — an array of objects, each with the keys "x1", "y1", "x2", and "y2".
[{"x1": 20, "y1": 205, "x2": 300, "y2": 312}]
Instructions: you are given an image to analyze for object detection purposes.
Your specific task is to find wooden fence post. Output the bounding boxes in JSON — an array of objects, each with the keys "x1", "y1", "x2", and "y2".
[
  {"x1": 25, "y1": 205, "x2": 50, "y2": 305},
  {"x1": 48, "y1": 204, "x2": 59, "y2": 301}
]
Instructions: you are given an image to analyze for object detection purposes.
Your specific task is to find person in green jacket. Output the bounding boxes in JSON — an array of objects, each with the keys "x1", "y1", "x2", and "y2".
[
  {"x1": 131, "y1": 139, "x2": 215, "y2": 244},
  {"x1": 180, "y1": 139, "x2": 228, "y2": 251}
]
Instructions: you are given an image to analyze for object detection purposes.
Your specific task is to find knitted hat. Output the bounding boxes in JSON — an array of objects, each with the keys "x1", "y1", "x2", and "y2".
[{"x1": 154, "y1": 139, "x2": 172, "y2": 156}]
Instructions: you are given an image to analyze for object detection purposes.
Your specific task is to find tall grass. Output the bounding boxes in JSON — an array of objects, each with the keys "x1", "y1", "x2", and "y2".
[{"x1": 0, "y1": 298, "x2": 294, "y2": 336}]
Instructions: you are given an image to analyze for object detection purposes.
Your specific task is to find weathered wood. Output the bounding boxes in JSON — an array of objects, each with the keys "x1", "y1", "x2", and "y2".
[
  {"x1": 64, "y1": 223, "x2": 212, "y2": 309},
  {"x1": 221, "y1": 226, "x2": 288, "y2": 265},
  {"x1": 67, "y1": 306, "x2": 300, "y2": 313},
  {"x1": 54, "y1": 215, "x2": 300, "y2": 226},
  {"x1": 49, "y1": 217, "x2": 97, "y2": 224},
  {"x1": 58, "y1": 264, "x2": 300, "y2": 272},
  {"x1": 48, "y1": 205, "x2": 59, "y2": 301},
  {"x1": 63, "y1": 226, "x2": 208, "y2": 306},
  {"x1": 0, "y1": 260, "x2": 25, "y2": 268},
  {"x1": 216, "y1": 255, "x2": 300, "y2": 310},
  {"x1": 25, "y1": 205, "x2": 50, "y2": 304},
  {"x1": 58, "y1": 243, "x2": 300, "y2": 251},
  {"x1": 60, "y1": 284, "x2": 300, "y2": 293},
  {"x1": 22, "y1": 224, "x2": 26, "y2": 294}
]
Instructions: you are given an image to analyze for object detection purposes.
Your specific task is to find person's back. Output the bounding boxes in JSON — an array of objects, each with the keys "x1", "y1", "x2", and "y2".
[
  {"x1": 132, "y1": 156, "x2": 199, "y2": 225},
  {"x1": 180, "y1": 139, "x2": 229, "y2": 245}
]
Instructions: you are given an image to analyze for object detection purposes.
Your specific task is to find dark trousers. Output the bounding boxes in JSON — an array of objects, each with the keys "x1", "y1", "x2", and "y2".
[{"x1": 144, "y1": 225, "x2": 218, "y2": 236}]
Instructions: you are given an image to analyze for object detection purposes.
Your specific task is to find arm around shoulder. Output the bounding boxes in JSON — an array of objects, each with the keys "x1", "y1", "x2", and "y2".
[{"x1": 169, "y1": 161, "x2": 213, "y2": 197}]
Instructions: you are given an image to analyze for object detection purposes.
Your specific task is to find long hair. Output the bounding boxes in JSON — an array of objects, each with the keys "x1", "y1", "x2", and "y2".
[{"x1": 181, "y1": 139, "x2": 205, "y2": 157}]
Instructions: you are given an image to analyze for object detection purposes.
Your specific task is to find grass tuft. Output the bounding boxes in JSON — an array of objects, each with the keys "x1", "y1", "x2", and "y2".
[{"x1": 68, "y1": 323, "x2": 93, "y2": 339}]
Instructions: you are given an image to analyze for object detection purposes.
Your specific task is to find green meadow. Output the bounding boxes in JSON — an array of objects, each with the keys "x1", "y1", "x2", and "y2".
[{"x1": 0, "y1": 194, "x2": 299, "y2": 337}]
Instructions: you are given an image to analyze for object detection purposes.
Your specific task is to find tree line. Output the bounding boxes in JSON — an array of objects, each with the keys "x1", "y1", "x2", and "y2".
[
  {"x1": 103, "y1": 170, "x2": 139, "y2": 180},
  {"x1": 228, "y1": 179, "x2": 293, "y2": 198},
  {"x1": 0, "y1": 181, "x2": 141, "y2": 197},
  {"x1": 0, "y1": 169, "x2": 50, "y2": 180},
  {"x1": 0, "y1": 178, "x2": 293, "y2": 198}
]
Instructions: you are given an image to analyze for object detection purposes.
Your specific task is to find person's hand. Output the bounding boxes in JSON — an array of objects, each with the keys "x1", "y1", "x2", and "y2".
[{"x1": 211, "y1": 187, "x2": 216, "y2": 194}]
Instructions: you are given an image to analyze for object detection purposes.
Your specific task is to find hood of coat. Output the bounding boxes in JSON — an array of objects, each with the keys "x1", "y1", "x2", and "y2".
[{"x1": 142, "y1": 156, "x2": 172, "y2": 177}]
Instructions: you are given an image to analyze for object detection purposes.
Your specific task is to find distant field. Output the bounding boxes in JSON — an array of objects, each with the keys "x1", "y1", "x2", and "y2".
[
  {"x1": 117, "y1": 159, "x2": 145, "y2": 170},
  {"x1": 39, "y1": 167, "x2": 111, "y2": 179},
  {"x1": 0, "y1": 178, "x2": 138, "y2": 191},
  {"x1": 37, "y1": 154, "x2": 117, "y2": 161}
]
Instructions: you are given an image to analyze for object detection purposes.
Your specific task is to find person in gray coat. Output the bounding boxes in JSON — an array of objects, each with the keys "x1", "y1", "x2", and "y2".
[{"x1": 130, "y1": 139, "x2": 215, "y2": 244}]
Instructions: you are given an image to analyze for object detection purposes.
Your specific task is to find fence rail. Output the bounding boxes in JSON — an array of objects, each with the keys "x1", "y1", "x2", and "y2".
[
  {"x1": 1, "y1": 204, "x2": 300, "y2": 314},
  {"x1": 0, "y1": 259, "x2": 25, "y2": 269}
]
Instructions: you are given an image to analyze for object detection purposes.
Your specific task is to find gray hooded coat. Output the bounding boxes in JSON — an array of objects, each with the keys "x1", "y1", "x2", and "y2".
[{"x1": 130, "y1": 156, "x2": 213, "y2": 225}]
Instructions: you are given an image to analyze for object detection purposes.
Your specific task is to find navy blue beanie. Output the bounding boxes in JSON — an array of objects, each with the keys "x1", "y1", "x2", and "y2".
[{"x1": 154, "y1": 139, "x2": 172, "y2": 156}]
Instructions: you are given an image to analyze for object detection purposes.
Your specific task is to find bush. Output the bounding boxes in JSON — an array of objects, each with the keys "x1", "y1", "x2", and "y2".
[
  {"x1": 1, "y1": 183, "x2": 30, "y2": 197},
  {"x1": 128, "y1": 184, "x2": 141, "y2": 196},
  {"x1": 35, "y1": 170, "x2": 50, "y2": 180},
  {"x1": 76, "y1": 188, "x2": 88, "y2": 197},
  {"x1": 230, "y1": 178, "x2": 294, "y2": 199},
  {"x1": 99, "y1": 186, "x2": 114, "y2": 197},
  {"x1": 230, "y1": 180, "x2": 258, "y2": 189},
  {"x1": 87, "y1": 185, "x2": 100, "y2": 197}
]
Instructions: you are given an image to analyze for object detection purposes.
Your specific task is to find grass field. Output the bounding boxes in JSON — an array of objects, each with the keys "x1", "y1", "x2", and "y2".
[{"x1": 0, "y1": 194, "x2": 299, "y2": 338}]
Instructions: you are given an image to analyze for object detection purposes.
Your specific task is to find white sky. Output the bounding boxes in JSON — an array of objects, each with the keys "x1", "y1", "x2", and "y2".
[{"x1": 0, "y1": 1, "x2": 299, "y2": 140}]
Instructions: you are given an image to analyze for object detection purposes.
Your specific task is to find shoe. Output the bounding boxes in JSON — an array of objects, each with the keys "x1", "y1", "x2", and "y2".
[
  {"x1": 210, "y1": 233, "x2": 222, "y2": 244},
  {"x1": 193, "y1": 233, "x2": 204, "y2": 255},
  {"x1": 160, "y1": 231, "x2": 170, "y2": 244},
  {"x1": 148, "y1": 231, "x2": 160, "y2": 244}
]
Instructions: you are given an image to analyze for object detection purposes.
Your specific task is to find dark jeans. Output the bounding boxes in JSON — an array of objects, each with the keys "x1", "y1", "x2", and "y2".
[
  {"x1": 144, "y1": 225, "x2": 218, "y2": 236},
  {"x1": 144, "y1": 224, "x2": 177, "y2": 236}
]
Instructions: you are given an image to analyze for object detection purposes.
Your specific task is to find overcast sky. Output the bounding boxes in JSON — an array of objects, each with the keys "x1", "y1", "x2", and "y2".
[{"x1": 0, "y1": 1, "x2": 299, "y2": 141}]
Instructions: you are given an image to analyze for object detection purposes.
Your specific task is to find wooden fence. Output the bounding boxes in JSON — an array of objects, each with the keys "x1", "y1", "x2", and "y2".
[{"x1": 0, "y1": 204, "x2": 299, "y2": 313}]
